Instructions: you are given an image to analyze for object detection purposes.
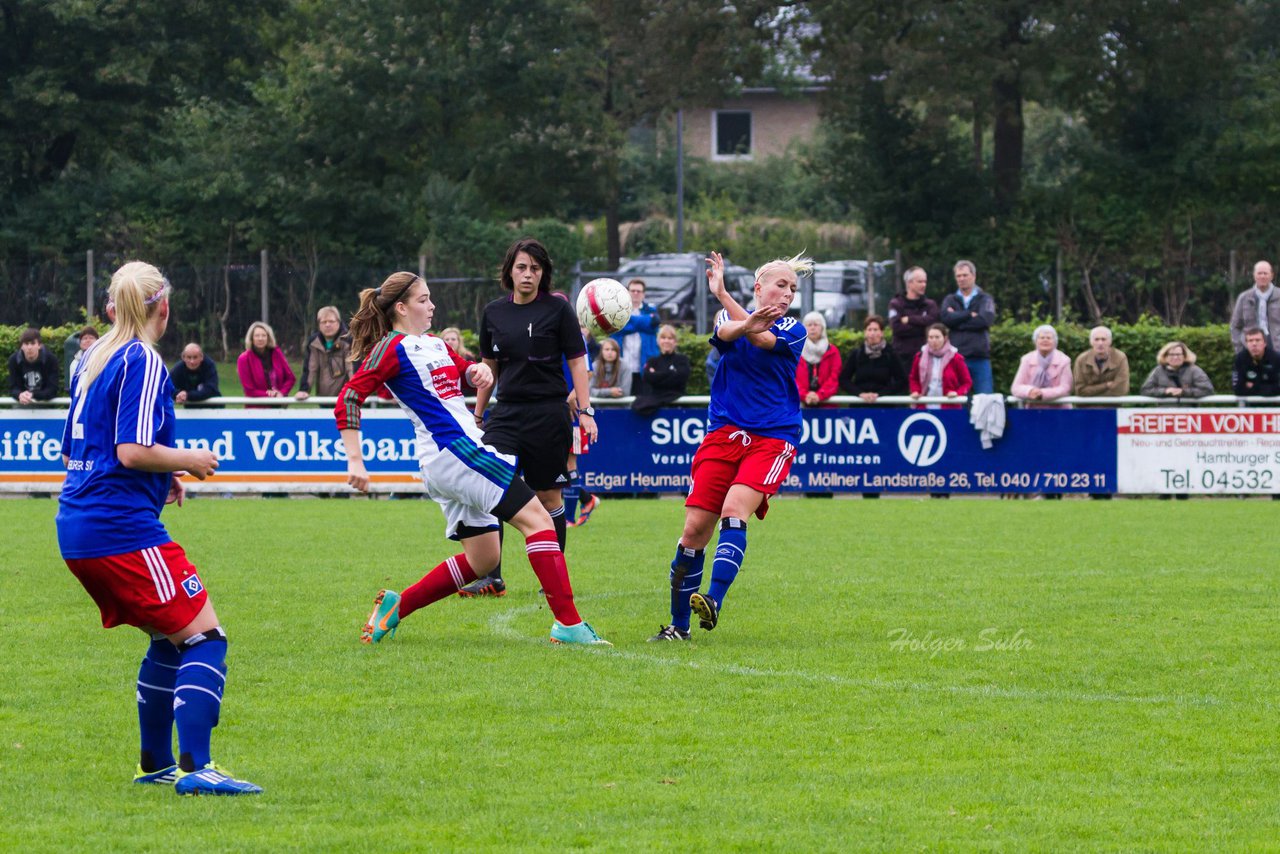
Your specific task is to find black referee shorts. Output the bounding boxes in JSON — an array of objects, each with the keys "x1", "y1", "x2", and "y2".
[{"x1": 483, "y1": 399, "x2": 572, "y2": 492}]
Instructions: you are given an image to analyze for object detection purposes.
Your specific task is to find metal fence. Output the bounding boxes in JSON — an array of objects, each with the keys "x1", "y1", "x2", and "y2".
[{"x1": 0, "y1": 252, "x2": 505, "y2": 362}]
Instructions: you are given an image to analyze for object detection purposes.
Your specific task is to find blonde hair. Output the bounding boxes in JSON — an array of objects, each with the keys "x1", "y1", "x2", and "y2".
[
  {"x1": 348, "y1": 272, "x2": 421, "y2": 362},
  {"x1": 316, "y1": 305, "x2": 341, "y2": 323},
  {"x1": 244, "y1": 321, "x2": 278, "y2": 352},
  {"x1": 657, "y1": 324, "x2": 678, "y2": 339},
  {"x1": 76, "y1": 261, "x2": 170, "y2": 392},
  {"x1": 754, "y1": 253, "x2": 815, "y2": 285},
  {"x1": 1158, "y1": 341, "x2": 1196, "y2": 366}
]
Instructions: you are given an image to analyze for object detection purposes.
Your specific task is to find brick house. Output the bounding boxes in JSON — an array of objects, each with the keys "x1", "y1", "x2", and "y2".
[{"x1": 679, "y1": 86, "x2": 824, "y2": 161}]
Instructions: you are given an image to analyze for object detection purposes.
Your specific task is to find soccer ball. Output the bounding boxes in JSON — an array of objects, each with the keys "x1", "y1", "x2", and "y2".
[{"x1": 576, "y1": 278, "x2": 633, "y2": 335}]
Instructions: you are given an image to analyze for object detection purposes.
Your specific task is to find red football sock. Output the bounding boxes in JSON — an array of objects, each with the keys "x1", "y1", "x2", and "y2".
[
  {"x1": 524, "y1": 530, "x2": 582, "y2": 625},
  {"x1": 399, "y1": 553, "x2": 477, "y2": 619}
]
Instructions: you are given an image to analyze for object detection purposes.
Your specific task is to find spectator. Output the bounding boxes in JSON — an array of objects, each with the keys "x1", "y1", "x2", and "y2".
[
  {"x1": 795, "y1": 311, "x2": 842, "y2": 407},
  {"x1": 296, "y1": 305, "x2": 353, "y2": 400},
  {"x1": 8, "y1": 327, "x2": 60, "y2": 403},
  {"x1": 590, "y1": 338, "x2": 631, "y2": 398},
  {"x1": 940, "y1": 260, "x2": 996, "y2": 394},
  {"x1": 1011, "y1": 324, "x2": 1073, "y2": 406},
  {"x1": 236, "y1": 321, "x2": 295, "y2": 402},
  {"x1": 439, "y1": 326, "x2": 475, "y2": 361},
  {"x1": 1072, "y1": 325, "x2": 1130, "y2": 397},
  {"x1": 1229, "y1": 260, "x2": 1280, "y2": 353},
  {"x1": 611, "y1": 278, "x2": 660, "y2": 393},
  {"x1": 171, "y1": 342, "x2": 222, "y2": 405},
  {"x1": 887, "y1": 266, "x2": 940, "y2": 374},
  {"x1": 1140, "y1": 341, "x2": 1214, "y2": 399},
  {"x1": 579, "y1": 324, "x2": 601, "y2": 363},
  {"x1": 1232, "y1": 327, "x2": 1280, "y2": 396},
  {"x1": 68, "y1": 325, "x2": 99, "y2": 387},
  {"x1": 909, "y1": 323, "x2": 971, "y2": 409},
  {"x1": 632, "y1": 325, "x2": 690, "y2": 417},
  {"x1": 705, "y1": 346, "x2": 721, "y2": 385},
  {"x1": 840, "y1": 314, "x2": 908, "y2": 401}
]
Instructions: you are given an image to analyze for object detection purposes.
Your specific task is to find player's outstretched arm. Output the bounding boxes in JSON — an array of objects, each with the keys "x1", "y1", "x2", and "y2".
[
  {"x1": 707, "y1": 252, "x2": 749, "y2": 322},
  {"x1": 715, "y1": 304, "x2": 784, "y2": 349},
  {"x1": 117, "y1": 443, "x2": 218, "y2": 480},
  {"x1": 339, "y1": 428, "x2": 369, "y2": 493}
]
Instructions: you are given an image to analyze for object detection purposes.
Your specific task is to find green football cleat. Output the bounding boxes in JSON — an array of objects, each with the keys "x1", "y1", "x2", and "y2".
[
  {"x1": 134, "y1": 763, "x2": 180, "y2": 785},
  {"x1": 689, "y1": 592, "x2": 719, "y2": 631},
  {"x1": 549, "y1": 620, "x2": 612, "y2": 646},
  {"x1": 361, "y1": 589, "x2": 400, "y2": 644}
]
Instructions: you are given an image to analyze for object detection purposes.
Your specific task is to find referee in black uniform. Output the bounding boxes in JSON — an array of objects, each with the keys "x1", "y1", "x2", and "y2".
[{"x1": 463, "y1": 237, "x2": 598, "y2": 596}]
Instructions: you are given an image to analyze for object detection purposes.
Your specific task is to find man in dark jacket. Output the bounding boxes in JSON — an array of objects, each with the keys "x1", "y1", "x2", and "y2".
[
  {"x1": 1232, "y1": 328, "x2": 1280, "y2": 397},
  {"x1": 171, "y1": 342, "x2": 222, "y2": 405},
  {"x1": 8, "y1": 327, "x2": 60, "y2": 403},
  {"x1": 887, "y1": 266, "x2": 939, "y2": 375},
  {"x1": 940, "y1": 259, "x2": 996, "y2": 393}
]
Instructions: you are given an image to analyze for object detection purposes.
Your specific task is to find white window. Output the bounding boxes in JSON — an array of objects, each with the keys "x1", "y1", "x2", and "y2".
[{"x1": 712, "y1": 111, "x2": 752, "y2": 160}]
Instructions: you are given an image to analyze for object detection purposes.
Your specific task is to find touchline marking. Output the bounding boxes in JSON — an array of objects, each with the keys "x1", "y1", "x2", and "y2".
[{"x1": 487, "y1": 600, "x2": 1229, "y2": 710}]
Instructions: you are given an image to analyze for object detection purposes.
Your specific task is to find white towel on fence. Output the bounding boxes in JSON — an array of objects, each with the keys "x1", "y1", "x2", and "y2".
[{"x1": 969, "y1": 393, "x2": 1006, "y2": 449}]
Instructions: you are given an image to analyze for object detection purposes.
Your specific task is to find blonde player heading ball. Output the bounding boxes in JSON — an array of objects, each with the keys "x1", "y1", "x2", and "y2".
[
  {"x1": 336, "y1": 271, "x2": 609, "y2": 646},
  {"x1": 649, "y1": 251, "x2": 812, "y2": 641}
]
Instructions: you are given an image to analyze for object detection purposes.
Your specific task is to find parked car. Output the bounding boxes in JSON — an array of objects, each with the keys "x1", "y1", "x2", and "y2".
[
  {"x1": 788, "y1": 260, "x2": 895, "y2": 328},
  {"x1": 573, "y1": 253, "x2": 755, "y2": 331}
]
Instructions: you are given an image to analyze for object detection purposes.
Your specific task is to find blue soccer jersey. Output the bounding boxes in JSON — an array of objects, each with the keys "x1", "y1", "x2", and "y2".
[
  {"x1": 57, "y1": 341, "x2": 177, "y2": 559},
  {"x1": 706, "y1": 309, "x2": 806, "y2": 443}
]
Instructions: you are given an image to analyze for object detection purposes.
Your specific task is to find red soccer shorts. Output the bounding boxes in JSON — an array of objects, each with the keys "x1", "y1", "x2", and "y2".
[
  {"x1": 65, "y1": 541, "x2": 208, "y2": 636},
  {"x1": 685, "y1": 426, "x2": 797, "y2": 520}
]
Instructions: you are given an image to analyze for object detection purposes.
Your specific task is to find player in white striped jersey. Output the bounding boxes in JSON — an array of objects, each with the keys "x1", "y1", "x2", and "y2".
[{"x1": 337, "y1": 271, "x2": 609, "y2": 646}]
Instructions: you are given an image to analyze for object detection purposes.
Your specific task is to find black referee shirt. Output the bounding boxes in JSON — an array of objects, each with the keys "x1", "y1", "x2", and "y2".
[{"x1": 479, "y1": 292, "x2": 586, "y2": 402}]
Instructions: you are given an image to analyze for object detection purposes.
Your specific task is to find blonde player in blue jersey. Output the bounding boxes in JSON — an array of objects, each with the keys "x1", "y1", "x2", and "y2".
[
  {"x1": 337, "y1": 271, "x2": 609, "y2": 646},
  {"x1": 56, "y1": 261, "x2": 261, "y2": 795},
  {"x1": 649, "y1": 251, "x2": 812, "y2": 641}
]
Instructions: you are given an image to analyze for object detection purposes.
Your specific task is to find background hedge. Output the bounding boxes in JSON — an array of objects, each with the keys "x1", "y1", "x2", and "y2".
[{"x1": 2, "y1": 319, "x2": 1237, "y2": 399}]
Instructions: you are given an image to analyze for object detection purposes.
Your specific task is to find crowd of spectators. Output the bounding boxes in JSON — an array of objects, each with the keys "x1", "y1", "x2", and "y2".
[{"x1": 9, "y1": 257, "x2": 1280, "y2": 410}]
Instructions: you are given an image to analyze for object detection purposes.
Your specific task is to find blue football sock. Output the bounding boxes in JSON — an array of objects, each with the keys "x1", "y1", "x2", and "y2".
[
  {"x1": 174, "y1": 633, "x2": 227, "y2": 771},
  {"x1": 564, "y1": 470, "x2": 581, "y2": 523},
  {"x1": 137, "y1": 635, "x2": 180, "y2": 771},
  {"x1": 706, "y1": 518, "x2": 748, "y2": 608},
  {"x1": 669, "y1": 543, "x2": 705, "y2": 632}
]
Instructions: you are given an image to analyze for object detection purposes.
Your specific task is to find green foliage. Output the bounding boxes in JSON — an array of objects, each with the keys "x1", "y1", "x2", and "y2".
[{"x1": 5, "y1": 498, "x2": 1280, "y2": 848}]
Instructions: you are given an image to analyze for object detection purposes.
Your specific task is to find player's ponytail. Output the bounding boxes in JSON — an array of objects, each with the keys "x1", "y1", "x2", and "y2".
[
  {"x1": 76, "y1": 261, "x2": 171, "y2": 393},
  {"x1": 348, "y1": 271, "x2": 420, "y2": 363}
]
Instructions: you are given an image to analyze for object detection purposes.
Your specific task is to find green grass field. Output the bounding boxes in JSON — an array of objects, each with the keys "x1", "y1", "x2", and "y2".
[{"x1": 3, "y1": 497, "x2": 1278, "y2": 850}]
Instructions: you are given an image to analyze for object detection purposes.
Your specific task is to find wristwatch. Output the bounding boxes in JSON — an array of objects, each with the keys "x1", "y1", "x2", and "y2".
[{"x1": 580, "y1": 406, "x2": 595, "y2": 417}]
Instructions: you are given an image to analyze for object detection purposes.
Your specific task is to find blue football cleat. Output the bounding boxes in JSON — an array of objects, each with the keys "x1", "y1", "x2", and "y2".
[
  {"x1": 174, "y1": 763, "x2": 263, "y2": 796},
  {"x1": 549, "y1": 620, "x2": 611, "y2": 646},
  {"x1": 134, "y1": 763, "x2": 180, "y2": 785}
]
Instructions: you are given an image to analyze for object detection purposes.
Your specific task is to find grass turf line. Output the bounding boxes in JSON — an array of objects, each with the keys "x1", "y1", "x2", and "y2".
[{"x1": 1, "y1": 497, "x2": 1278, "y2": 850}]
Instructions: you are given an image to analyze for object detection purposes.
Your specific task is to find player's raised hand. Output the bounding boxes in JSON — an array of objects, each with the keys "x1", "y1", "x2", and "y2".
[
  {"x1": 744, "y1": 303, "x2": 784, "y2": 333},
  {"x1": 705, "y1": 251, "x2": 726, "y2": 298}
]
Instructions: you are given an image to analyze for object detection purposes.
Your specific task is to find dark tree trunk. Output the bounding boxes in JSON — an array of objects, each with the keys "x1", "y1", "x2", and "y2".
[
  {"x1": 605, "y1": 189, "x2": 621, "y2": 270},
  {"x1": 992, "y1": 73, "x2": 1022, "y2": 211}
]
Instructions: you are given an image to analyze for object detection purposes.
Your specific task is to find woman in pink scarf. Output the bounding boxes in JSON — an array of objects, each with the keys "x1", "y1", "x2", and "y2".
[
  {"x1": 1011, "y1": 324, "x2": 1072, "y2": 406},
  {"x1": 909, "y1": 323, "x2": 971, "y2": 409}
]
